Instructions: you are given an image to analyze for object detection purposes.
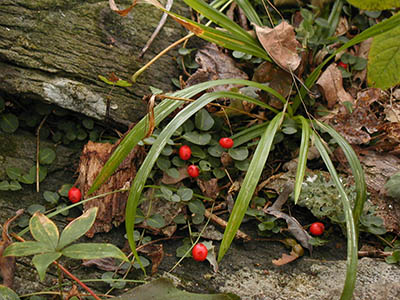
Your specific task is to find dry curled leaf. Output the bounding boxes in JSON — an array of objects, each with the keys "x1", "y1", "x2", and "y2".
[
  {"x1": 138, "y1": 243, "x2": 164, "y2": 275},
  {"x1": 0, "y1": 209, "x2": 24, "y2": 288},
  {"x1": 317, "y1": 64, "x2": 354, "y2": 108},
  {"x1": 185, "y1": 43, "x2": 248, "y2": 92},
  {"x1": 272, "y1": 251, "x2": 299, "y2": 266},
  {"x1": 254, "y1": 21, "x2": 302, "y2": 72}
]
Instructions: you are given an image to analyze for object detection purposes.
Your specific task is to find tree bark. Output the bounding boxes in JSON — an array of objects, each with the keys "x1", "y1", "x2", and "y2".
[{"x1": 0, "y1": 0, "x2": 190, "y2": 125}]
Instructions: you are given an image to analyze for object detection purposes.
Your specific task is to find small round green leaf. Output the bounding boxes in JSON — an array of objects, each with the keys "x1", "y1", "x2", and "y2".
[
  {"x1": 0, "y1": 113, "x2": 19, "y2": 133},
  {"x1": 156, "y1": 156, "x2": 171, "y2": 171},
  {"x1": 146, "y1": 214, "x2": 165, "y2": 229},
  {"x1": 58, "y1": 183, "x2": 74, "y2": 197},
  {"x1": 43, "y1": 191, "x2": 59, "y2": 204},
  {"x1": 39, "y1": 148, "x2": 56, "y2": 165},
  {"x1": 177, "y1": 187, "x2": 193, "y2": 201},
  {"x1": 188, "y1": 199, "x2": 205, "y2": 215},
  {"x1": 6, "y1": 167, "x2": 23, "y2": 180},
  {"x1": 195, "y1": 109, "x2": 215, "y2": 131},
  {"x1": 27, "y1": 204, "x2": 46, "y2": 215},
  {"x1": 183, "y1": 131, "x2": 211, "y2": 145},
  {"x1": 228, "y1": 147, "x2": 249, "y2": 161},
  {"x1": 166, "y1": 168, "x2": 180, "y2": 179}
]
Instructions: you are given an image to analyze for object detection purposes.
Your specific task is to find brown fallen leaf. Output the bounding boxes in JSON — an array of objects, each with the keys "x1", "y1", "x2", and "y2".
[
  {"x1": 272, "y1": 251, "x2": 300, "y2": 266},
  {"x1": 0, "y1": 209, "x2": 24, "y2": 288},
  {"x1": 82, "y1": 257, "x2": 123, "y2": 273},
  {"x1": 185, "y1": 43, "x2": 248, "y2": 92},
  {"x1": 196, "y1": 178, "x2": 219, "y2": 199},
  {"x1": 353, "y1": 38, "x2": 373, "y2": 85},
  {"x1": 138, "y1": 243, "x2": 164, "y2": 275},
  {"x1": 161, "y1": 167, "x2": 189, "y2": 185},
  {"x1": 316, "y1": 64, "x2": 354, "y2": 108},
  {"x1": 254, "y1": 21, "x2": 302, "y2": 72}
]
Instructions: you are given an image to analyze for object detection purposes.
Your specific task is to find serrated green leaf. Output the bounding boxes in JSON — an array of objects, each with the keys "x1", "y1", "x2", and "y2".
[
  {"x1": 3, "y1": 241, "x2": 53, "y2": 257},
  {"x1": 368, "y1": 25, "x2": 400, "y2": 89},
  {"x1": 58, "y1": 207, "x2": 98, "y2": 249},
  {"x1": 30, "y1": 212, "x2": 59, "y2": 250},
  {"x1": 62, "y1": 243, "x2": 129, "y2": 262},
  {"x1": 43, "y1": 191, "x2": 60, "y2": 204},
  {"x1": 0, "y1": 113, "x2": 19, "y2": 133},
  {"x1": 346, "y1": 0, "x2": 400, "y2": 10},
  {"x1": 195, "y1": 109, "x2": 214, "y2": 131},
  {"x1": 32, "y1": 252, "x2": 61, "y2": 281}
]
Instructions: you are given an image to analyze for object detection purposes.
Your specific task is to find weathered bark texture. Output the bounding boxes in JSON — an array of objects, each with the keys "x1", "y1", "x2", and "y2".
[{"x1": 0, "y1": 0, "x2": 189, "y2": 124}]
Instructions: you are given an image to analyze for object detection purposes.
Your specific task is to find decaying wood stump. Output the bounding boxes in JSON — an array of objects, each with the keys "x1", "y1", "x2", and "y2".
[{"x1": 76, "y1": 140, "x2": 145, "y2": 237}]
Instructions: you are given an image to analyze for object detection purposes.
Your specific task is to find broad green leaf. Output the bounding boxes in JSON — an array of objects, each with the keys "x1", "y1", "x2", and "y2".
[
  {"x1": 43, "y1": 191, "x2": 60, "y2": 204},
  {"x1": 30, "y1": 212, "x2": 59, "y2": 250},
  {"x1": 58, "y1": 207, "x2": 98, "y2": 249},
  {"x1": 25, "y1": 166, "x2": 47, "y2": 183},
  {"x1": 62, "y1": 243, "x2": 129, "y2": 262},
  {"x1": 3, "y1": 241, "x2": 53, "y2": 257},
  {"x1": 166, "y1": 168, "x2": 180, "y2": 179},
  {"x1": 218, "y1": 113, "x2": 283, "y2": 261},
  {"x1": 0, "y1": 285, "x2": 20, "y2": 300},
  {"x1": 27, "y1": 204, "x2": 46, "y2": 215},
  {"x1": 6, "y1": 167, "x2": 23, "y2": 180},
  {"x1": 0, "y1": 113, "x2": 19, "y2": 133},
  {"x1": 346, "y1": 0, "x2": 400, "y2": 10},
  {"x1": 293, "y1": 116, "x2": 310, "y2": 204},
  {"x1": 228, "y1": 147, "x2": 249, "y2": 161},
  {"x1": 132, "y1": 256, "x2": 151, "y2": 269},
  {"x1": 313, "y1": 132, "x2": 358, "y2": 300},
  {"x1": 385, "y1": 171, "x2": 400, "y2": 198},
  {"x1": 32, "y1": 252, "x2": 61, "y2": 281},
  {"x1": 195, "y1": 109, "x2": 214, "y2": 131},
  {"x1": 368, "y1": 25, "x2": 400, "y2": 89},
  {"x1": 182, "y1": 131, "x2": 212, "y2": 145}
]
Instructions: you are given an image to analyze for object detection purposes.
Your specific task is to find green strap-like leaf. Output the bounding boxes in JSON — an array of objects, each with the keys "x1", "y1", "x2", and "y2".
[
  {"x1": 234, "y1": 0, "x2": 263, "y2": 26},
  {"x1": 62, "y1": 243, "x2": 129, "y2": 262},
  {"x1": 293, "y1": 116, "x2": 310, "y2": 204},
  {"x1": 218, "y1": 112, "x2": 284, "y2": 261},
  {"x1": 314, "y1": 121, "x2": 366, "y2": 230},
  {"x1": 346, "y1": 0, "x2": 400, "y2": 10},
  {"x1": 3, "y1": 241, "x2": 53, "y2": 257},
  {"x1": 88, "y1": 79, "x2": 286, "y2": 196},
  {"x1": 58, "y1": 207, "x2": 98, "y2": 249},
  {"x1": 313, "y1": 132, "x2": 358, "y2": 300},
  {"x1": 0, "y1": 285, "x2": 20, "y2": 300},
  {"x1": 30, "y1": 212, "x2": 59, "y2": 250},
  {"x1": 32, "y1": 252, "x2": 62, "y2": 281}
]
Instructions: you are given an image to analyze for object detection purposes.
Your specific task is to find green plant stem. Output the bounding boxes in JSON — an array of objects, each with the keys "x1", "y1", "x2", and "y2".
[{"x1": 57, "y1": 262, "x2": 63, "y2": 300}]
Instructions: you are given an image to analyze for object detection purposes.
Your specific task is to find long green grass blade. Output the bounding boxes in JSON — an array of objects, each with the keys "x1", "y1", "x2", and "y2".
[
  {"x1": 218, "y1": 112, "x2": 284, "y2": 261},
  {"x1": 313, "y1": 132, "x2": 358, "y2": 300},
  {"x1": 234, "y1": 0, "x2": 263, "y2": 26},
  {"x1": 184, "y1": 0, "x2": 257, "y2": 45},
  {"x1": 88, "y1": 79, "x2": 285, "y2": 195},
  {"x1": 166, "y1": 10, "x2": 270, "y2": 61},
  {"x1": 293, "y1": 116, "x2": 310, "y2": 204},
  {"x1": 314, "y1": 121, "x2": 366, "y2": 230},
  {"x1": 231, "y1": 122, "x2": 269, "y2": 147},
  {"x1": 293, "y1": 12, "x2": 400, "y2": 112}
]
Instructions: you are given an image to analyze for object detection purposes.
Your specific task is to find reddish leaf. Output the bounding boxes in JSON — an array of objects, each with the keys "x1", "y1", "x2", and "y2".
[{"x1": 272, "y1": 251, "x2": 300, "y2": 266}]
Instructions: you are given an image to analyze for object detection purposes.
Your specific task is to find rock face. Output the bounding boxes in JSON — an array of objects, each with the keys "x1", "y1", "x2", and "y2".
[{"x1": 0, "y1": 0, "x2": 189, "y2": 124}]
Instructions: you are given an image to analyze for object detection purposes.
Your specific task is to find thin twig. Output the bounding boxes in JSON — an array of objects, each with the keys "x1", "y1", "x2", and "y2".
[
  {"x1": 35, "y1": 115, "x2": 48, "y2": 193},
  {"x1": 139, "y1": 0, "x2": 174, "y2": 57}
]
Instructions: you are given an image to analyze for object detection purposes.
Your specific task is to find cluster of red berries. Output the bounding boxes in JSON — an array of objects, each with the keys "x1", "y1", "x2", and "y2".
[{"x1": 179, "y1": 137, "x2": 234, "y2": 178}]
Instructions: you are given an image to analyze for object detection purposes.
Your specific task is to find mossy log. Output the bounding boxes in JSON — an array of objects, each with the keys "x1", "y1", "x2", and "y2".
[{"x1": 0, "y1": 0, "x2": 190, "y2": 124}]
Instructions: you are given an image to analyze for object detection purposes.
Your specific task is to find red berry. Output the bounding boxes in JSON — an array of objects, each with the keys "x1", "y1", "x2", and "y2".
[
  {"x1": 192, "y1": 243, "x2": 208, "y2": 261},
  {"x1": 219, "y1": 137, "x2": 234, "y2": 149},
  {"x1": 179, "y1": 145, "x2": 191, "y2": 160},
  {"x1": 338, "y1": 61, "x2": 348, "y2": 69},
  {"x1": 68, "y1": 187, "x2": 81, "y2": 203},
  {"x1": 309, "y1": 222, "x2": 325, "y2": 236},
  {"x1": 187, "y1": 165, "x2": 199, "y2": 178}
]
